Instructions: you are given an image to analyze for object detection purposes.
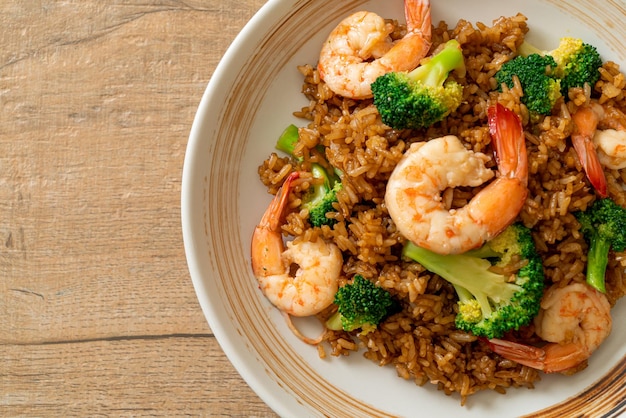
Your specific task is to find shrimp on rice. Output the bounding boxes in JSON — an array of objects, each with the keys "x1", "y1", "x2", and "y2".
[
  {"x1": 384, "y1": 103, "x2": 529, "y2": 255},
  {"x1": 250, "y1": 171, "x2": 342, "y2": 318},
  {"x1": 318, "y1": 0, "x2": 432, "y2": 99},
  {"x1": 487, "y1": 282, "x2": 612, "y2": 374}
]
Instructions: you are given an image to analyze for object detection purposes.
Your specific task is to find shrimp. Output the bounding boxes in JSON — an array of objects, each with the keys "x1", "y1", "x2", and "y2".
[
  {"x1": 250, "y1": 172, "x2": 342, "y2": 317},
  {"x1": 486, "y1": 282, "x2": 612, "y2": 374},
  {"x1": 594, "y1": 128, "x2": 626, "y2": 169},
  {"x1": 384, "y1": 103, "x2": 528, "y2": 254},
  {"x1": 317, "y1": 0, "x2": 432, "y2": 99},
  {"x1": 571, "y1": 103, "x2": 608, "y2": 197}
]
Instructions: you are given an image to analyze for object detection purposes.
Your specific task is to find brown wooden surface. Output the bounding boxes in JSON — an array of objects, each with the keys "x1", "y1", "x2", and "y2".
[{"x1": 0, "y1": 1, "x2": 278, "y2": 416}]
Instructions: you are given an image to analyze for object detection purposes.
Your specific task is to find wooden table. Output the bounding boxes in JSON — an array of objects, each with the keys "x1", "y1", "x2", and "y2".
[{"x1": 1, "y1": 1, "x2": 278, "y2": 416}]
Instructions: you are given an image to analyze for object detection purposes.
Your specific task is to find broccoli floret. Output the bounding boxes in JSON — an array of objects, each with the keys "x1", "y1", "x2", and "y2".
[
  {"x1": 371, "y1": 39, "x2": 466, "y2": 130},
  {"x1": 326, "y1": 275, "x2": 397, "y2": 335},
  {"x1": 303, "y1": 164, "x2": 342, "y2": 227},
  {"x1": 519, "y1": 37, "x2": 603, "y2": 96},
  {"x1": 494, "y1": 53, "x2": 562, "y2": 116},
  {"x1": 575, "y1": 197, "x2": 626, "y2": 293},
  {"x1": 275, "y1": 124, "x2": 342, "y2": 227},
  {"x1": 402, "y1": 223, "x2": 545, "y2": 339}
]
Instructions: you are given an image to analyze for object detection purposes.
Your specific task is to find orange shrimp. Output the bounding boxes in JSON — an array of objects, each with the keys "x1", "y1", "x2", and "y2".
[
  {"x1": 384, "y1": 103, "x2": 528, "y2": 254},
  {"x1": 486, "y1": 282, "x2": 612, "y2": 374},
  {"x1": 588, "y1": 104, "x2": 626, "y2": 170},
  {"x1": 571, "y1": 103, "x2": 608, "y2": 197},
  {"x1": 250, "y1": 172, "x2": 342, "y2": 317},
  {"x1": 317, "y1": 0, "x2": 432, "y2": 99}
]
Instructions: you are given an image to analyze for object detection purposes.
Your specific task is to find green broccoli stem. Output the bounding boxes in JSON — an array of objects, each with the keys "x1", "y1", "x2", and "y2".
[
  {"x1": 453, "y1": 283, "x2": 494, "y2": 319},
  {"x1": 307, "y1": 164, "x2": 332, "y2": 204},
  {"x1": 276, "y1": 124, "x2": 332, "y2": 168},
  {"x1": 275, "y1": 124, "x2": 299, "y2": 156},
  {"x1": 403, "y1": 242, "x2": 502, "y2": 297},
  {"x1": 275, "y1": 124, "x2": 330, "y2": 202},
  {"x1": 408, "y1": 39, "x2": 466, "y2": 87},
  {"x1": 517, "y1": 40, "x2": 543, "y2": 57},
  {"x1": 452, "y1": 284, "x2": 472, "y2": 304},
  {"x1": 586, "y1": 236, "x2": 611, "y2": 293},
  {"x1": 403, "y1": 241, "x2": 485, "y2": 285},
  {"x1": 325, "y1": 311, "x2": 343, "y2": 331}
]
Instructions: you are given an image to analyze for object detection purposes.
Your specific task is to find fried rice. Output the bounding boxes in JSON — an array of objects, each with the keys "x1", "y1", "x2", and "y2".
[{"x1": 256, "y1": 13, "x2": 626, "y2": 404}]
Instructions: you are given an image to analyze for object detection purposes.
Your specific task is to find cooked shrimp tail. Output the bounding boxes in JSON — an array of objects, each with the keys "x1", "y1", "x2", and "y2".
[
  {"x1": 318, "y1": 0, "x2": 432, "y2": 99},
  {"x1": 484, "y1": 338, "x2": 547, "y2": 368},
  {"x1": 251, "y1": 171, "x2": 300, "y2": 278},
  {"x1": 405, "y1": 0, "x2": 432, "y2": 41},
  {"x1": 489, "y1": 103, "x2": 528, "y2": 188},
  {"x1": 572, "y1": 103, "x2": 608, "y2": 198},
  {"x1": 250, "y1": 171, "x2": 342, "y2": 318},
  {"x1": 486, "y1": 283, "x2": 612, "y2": 373},
  {"x1": 471, "y1": 103, "x2": 529, "y2": 236}
]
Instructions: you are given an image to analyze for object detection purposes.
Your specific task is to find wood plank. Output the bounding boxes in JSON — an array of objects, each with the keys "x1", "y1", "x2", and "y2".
[
  {"x1": 0, "y1": 1, "x2": 264, "y2": 343},
  {"x1": 0, "y1": 336, "x2": 277, "y2": 417},
  {"x1": 1, "y1": 1, "x2": 278, "y2": 415}
]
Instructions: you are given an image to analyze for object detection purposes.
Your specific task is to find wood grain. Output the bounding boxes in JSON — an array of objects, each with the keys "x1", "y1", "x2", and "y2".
[
  {"x1": 0, "y1": 1, "x2": 277, "y2": 415},
  {"x1": 3, "y1": 338, "x2": 276, "y2": 417}
]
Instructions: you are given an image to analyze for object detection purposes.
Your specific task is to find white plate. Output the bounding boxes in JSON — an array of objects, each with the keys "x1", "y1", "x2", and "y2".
[{"x1": 182, "y1": 0, "x2": 626, "y2": 416}]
